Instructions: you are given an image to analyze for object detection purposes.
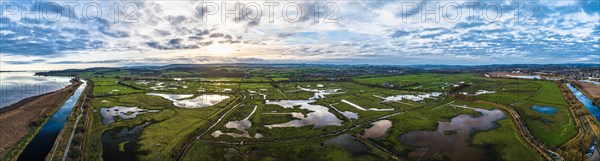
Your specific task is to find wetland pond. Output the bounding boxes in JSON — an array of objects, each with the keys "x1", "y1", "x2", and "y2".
[
  {"x1": 102, "y1": 122, "x2": 150, "y2": 161},
  {"x1": 400, "y1": 108, "x2": 505, "y2": 161},
  {"x1": 382, "y1": 92, "x2": 442, "y2": 102},
  {"x1": 324, "y1": 134, "x2": 369, "y2": 155},
  {"x1": 507, "y1": 75, "x2": 541, "y2": 79},
  {"x1": 100, "y1": 106, "x2": 160, "y2": 125},
  {"x1": 263, "y1": 87, "x2": 344, "y2": 128},
  {"x1": 363, "y1": 120, "x2": 392, "y2": 138},
  {"x1": 147, "y1": 93, "x2": 229, "y2": 108},
  {"x1": 213, "y1": 106, "x2": 262, "y2": 138},
  {"x1": 264, "y1": 100, "x2": 343, "y2": 128},
  {"x1": 341, "y1": 111, "x2": 359, "y2": 119},
  {"x1": 531, "y1": 106, "x2": 558, "y2": 114}
]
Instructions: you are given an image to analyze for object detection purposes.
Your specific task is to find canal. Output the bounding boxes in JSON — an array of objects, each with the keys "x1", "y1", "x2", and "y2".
[
  {"x1": 17, "y1": 81, "x2": 87, "y2": 161},
  {"x1": 566, "y1": 83, "x2": 600, "y2": 121}
]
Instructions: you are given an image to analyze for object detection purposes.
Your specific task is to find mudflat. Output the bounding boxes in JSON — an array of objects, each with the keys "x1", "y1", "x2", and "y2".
[{"x1": 0, "y1": 82, "x2": 81, "y2": 160}]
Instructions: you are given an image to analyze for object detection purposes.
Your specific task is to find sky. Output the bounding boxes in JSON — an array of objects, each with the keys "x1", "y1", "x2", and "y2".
[{"x1": 0, "y1": 0, "x2": 599, "y2": 70}]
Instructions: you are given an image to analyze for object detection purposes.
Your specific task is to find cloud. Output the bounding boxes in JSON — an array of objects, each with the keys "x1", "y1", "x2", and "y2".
[
  {"x1": 0, "y1": 0, "x2": 598, "y2": 69},
  {"x1": 3, "y1": 59, "x2": 46, "y2": 65}
]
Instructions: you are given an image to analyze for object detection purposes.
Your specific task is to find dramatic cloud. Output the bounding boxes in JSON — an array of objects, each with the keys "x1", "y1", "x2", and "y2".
[{"x1": 0, "y1": 0, "x2": 598, "y2": 70}]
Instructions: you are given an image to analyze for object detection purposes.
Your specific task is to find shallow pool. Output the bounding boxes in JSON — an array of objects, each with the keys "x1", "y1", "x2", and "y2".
[{"x1": 531, "y1": 106, "x2": 558, "y2": 114}]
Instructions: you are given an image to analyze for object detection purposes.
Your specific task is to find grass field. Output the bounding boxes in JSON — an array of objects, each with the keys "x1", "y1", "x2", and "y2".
[
  {"x1": 355, "y1": 73, "x2": 577, "y2": 146},
  {"x1": 76, "y1": 73, "x2": 579, "y2": 160},
  {"x1": 84, "y1": 88, "x2": 238, "y2": 161},
  {"x1": 183, "y1": 138, "x2": 390, "y2": 161},
  {"x1": 91, "y1": 78, "x2": 143, "y2": 96}
]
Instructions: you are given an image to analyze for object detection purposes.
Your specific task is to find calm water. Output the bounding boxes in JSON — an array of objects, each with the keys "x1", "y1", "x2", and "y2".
[
  {"x1": 17, "y1": 81, "x2": 86, "y2": 161},
  {"x1": 580, "y1": 80, "x2": 600, "y2": 85},
  {"x1": 0, "y1": 72, "x2": 71, "y2": 109},
  {"x1": 531, "y1": 106, "x2": 558, "y2": 114},
  {"x1": 382, "y1": 92, "x2": 442, "y2": 102},
  {"x1": 400, "y1": 108, "x2": 505, "y2": 161},
  {"x1": 102, "y1": 122, "x2": 150, "y2": 161},
  {"x1": 508, "y1": 75, "x2": 541, "y2": 79},
  {"x1": 324, "y1": 134, "x2": 369, "y2": 155},
  {"x1": 213, "y1": 106, "x2": 260, "y2": 138},
  {"x1": 146, "y1": 93, "x2": 229, "y2": 108},
  {"x1": 566, "y1": 83, "x2": 600, "y2": 121},
  {"x1": 264, "y1": 100, "x2": 343, "y2": 128},
  {"x1": 589, "y1": 143, "x2": 599, "y2": 160},
  {"x1": 363, "y1": 120, "x2": 392, "y2": 138},
  {"x1": 100, "y1": 106, "x2": 159, "y2": 125}
]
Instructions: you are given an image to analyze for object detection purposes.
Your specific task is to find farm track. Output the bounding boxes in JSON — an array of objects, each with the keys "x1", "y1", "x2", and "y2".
[
  {"x1": 477, "y1": 101, "x2": 559, "y2": 161},
  {"x1": 559, "y1": 82, "x2": 600, "y2": 156},
  {"x1": 176, "y1": 92, "x2": 451, "y2": 160},
  {"x1": 47, "y1": 81, "x2": 90, "y2": 161},
  {"x1": 175, "y1": 94, "x2": 246, "y2": 161}
]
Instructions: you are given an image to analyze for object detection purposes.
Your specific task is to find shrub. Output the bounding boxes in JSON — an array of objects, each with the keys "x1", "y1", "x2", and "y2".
[
  {"x1": 72, "y1": 133, "x2": 84, "y2": 146},
  {"x1": 68, "y1": 146, "x2": 82, "y2": 158}
]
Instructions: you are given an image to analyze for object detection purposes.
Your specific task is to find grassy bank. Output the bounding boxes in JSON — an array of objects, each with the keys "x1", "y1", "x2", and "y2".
[{"x1": 0, "y1": 82, "x2": 82, "y2": 161}]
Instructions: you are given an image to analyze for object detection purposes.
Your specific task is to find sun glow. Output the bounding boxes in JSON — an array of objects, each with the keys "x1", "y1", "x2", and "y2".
[{"x1": 204, "y1": 44, "x2": 235, "y2": 55}]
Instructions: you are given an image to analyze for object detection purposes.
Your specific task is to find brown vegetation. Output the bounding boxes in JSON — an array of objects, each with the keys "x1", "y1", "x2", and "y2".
[
  {"x1": 574, "y1": 81, "x2": 600, "y2": 105},
  {"x1": 0, "y1": 82, "x2": 81, "y2": 160}
]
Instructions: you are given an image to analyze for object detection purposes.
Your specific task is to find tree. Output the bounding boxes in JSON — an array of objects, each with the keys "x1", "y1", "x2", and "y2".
[
  {"x1": 430, "y1": 151, "x2": 451, "y2": 161},
  {"x1": 72, "y1": 133, "x2": 84, "y2": 146},
  {"x1": 68, "y1": 146, "x2": 82, "y2": 158}
]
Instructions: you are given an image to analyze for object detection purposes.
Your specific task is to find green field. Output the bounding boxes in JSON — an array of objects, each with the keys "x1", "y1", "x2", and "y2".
[
  {"x1": 354, "y1": 74, "x2": 577, "y2": 146},
  {"x1": 72, "y1": 72, "x2": 579, "y2": 161}
]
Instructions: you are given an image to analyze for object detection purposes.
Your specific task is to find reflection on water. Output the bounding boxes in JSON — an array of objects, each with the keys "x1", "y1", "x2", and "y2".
[
  {"x1": 507, "y1": 75, "x2": 541, "y2": 79},
  {"x1": 400, "y1": 108, "x2": 505, "y2": 161},
  {"x1": 580, "y1": 80, "x2": 600, "y2": 85},
  {"x1": 248, "y1": 90, "x2": 267, "y2": 100},
  {"x1": 382, "y1": 92, "x2": 442, "y2": 102},
  {"x1": 146, "y1": 93, "x2": 193, "y2": 101},
  {"x1": 460, "y1": 90, "x2": 496, "y2": 96},
  {"x1": 1, "y1": 72, "x2": 72, "y2": 109},
  {"x1": 341, "y1": 99, "x2": 394, "y2": 111},
  {"x1": 566, "y1": 83, "x2": 600, "y2": 121},
  {"x1": 17, "y1": 81, "x2": 86, "y2": 161},
  {"x1": 297, "y1": 86, "x2": 342, "y2": 100},
  {"x1": 102, "y1": 122, "x2": 150, "y2": 161},
  {"x1": 341, "y1": 111, "x2": 359, "y2": 119},
  {"x1": 324, "y1": 134, "x2": 369, "y2": 155},
  {"x1": 147, "y1": 93, "x2": 229, "y2": 108},
  {"x1": 531, "y1": 106, "x2": 558, "y2": 114},
  {"x1": 211, "y1": 130, "x2": 251, "y2": 138},
  {"x1": 100, "y1": 106, "x2": 160, "y2": 125},
  {"x1": 363, "y1": 120, "x2": 392, "y2": 139},
  {"x1": 264, "y1": 100, "x2": 343, "y2": 128},
  {"x1": 213, "y1": 106, "x2": 261, "y2": 138}
]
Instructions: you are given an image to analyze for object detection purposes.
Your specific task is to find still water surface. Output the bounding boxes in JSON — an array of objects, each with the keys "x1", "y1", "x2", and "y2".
[
  {"x1": 566, "y1": 83, "x2": 600, "y2": 121},
  {"x1": 17, "y1": 81, "x2": 86, "y2": 161},
  {"x1": 400, "y1": 108, "x2": 505, "y2": 161},
  {"x1": 1, "y1": 72, "x2": 71, "y2": 109}
]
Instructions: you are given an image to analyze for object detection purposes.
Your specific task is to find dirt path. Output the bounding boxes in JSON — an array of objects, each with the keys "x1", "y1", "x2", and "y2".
[
  {"x1": 175, "y1": 94, "x2": 246, "y2": 161},
  {"x1": 477, "y1": 101, "x2": 559, "y2": 161}
]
